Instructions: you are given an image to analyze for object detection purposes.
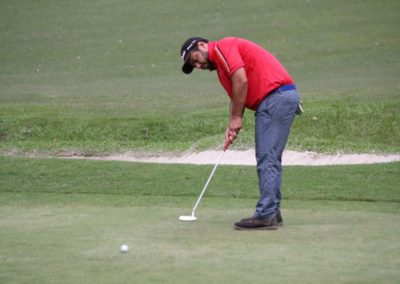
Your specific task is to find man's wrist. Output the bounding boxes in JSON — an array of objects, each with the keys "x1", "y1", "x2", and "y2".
[{"x1": 230, "y1": 105, "x2": 244, "y2": 118}]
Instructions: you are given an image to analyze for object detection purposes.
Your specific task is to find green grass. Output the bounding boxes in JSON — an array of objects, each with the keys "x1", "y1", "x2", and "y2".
[
  {"x1": 1, "y1": 1, "x2": 400, "y2": 282},
  {"x1": 1, "y1": 156, "x2": 400, "y2": 284},
  {"x1": 1, "y1": 156, "x2": 400, "y2": 203},
  {"x1": 1, "y1": 206, "x2": 399, "y2": 284},
  {"x1": 1, "y1": 0, "x2": 399, "y2": 154}
]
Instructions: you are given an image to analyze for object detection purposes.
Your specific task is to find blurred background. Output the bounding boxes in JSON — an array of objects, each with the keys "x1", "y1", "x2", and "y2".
[{"x1": 1, "y1": 0, "x2": 399, "y2": 154}]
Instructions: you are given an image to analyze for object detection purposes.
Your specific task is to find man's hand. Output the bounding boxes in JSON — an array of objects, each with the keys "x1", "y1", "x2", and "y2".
[
  {"x1": 224, "y1": 128, "x2": 235, "y2": 151},
  {"x1": 229, "y1": 115, "x2": 243, "y2": 134},
  {"x1": 224, "y1": 116, "x2": 242, "y2": 150}
]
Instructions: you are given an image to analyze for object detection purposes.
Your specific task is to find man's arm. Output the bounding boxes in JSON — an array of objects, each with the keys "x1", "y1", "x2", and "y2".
[{"x1": 224, "y1": 67, "x2": 247, "y2": 150}]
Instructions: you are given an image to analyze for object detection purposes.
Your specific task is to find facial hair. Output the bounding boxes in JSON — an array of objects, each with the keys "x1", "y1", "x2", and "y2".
[{"x1": 201, "y1": 50, "x2": 216, "y2": 71}]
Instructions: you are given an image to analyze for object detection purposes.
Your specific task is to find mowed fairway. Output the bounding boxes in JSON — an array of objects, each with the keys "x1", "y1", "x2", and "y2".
[
  {"x1": 1, "y1": 0, "x2": 400, "y2": 283},
  {"x1": 1, "y1": 157, "x2": 400, "y2": 283}
]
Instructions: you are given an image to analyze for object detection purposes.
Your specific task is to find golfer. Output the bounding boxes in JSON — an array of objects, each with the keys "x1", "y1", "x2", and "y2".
[{"x1": 180, "y1": 37, "x2": 301, "y2": 230}]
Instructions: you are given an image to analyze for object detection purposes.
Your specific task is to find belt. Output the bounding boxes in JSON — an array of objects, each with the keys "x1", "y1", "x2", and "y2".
[{"x1": 275, "y1": 84, "x2": 296, "y2": 93}]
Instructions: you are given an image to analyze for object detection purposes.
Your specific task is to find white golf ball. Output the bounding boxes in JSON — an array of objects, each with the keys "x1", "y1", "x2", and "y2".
[{"x1": 120, "y1": 244, "x2": 128, "y2": 253}]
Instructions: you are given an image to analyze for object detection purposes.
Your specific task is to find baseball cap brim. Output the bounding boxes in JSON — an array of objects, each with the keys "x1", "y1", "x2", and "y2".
[{"x1": 182, "y1": 61, "x2": 194, "y2": 74}]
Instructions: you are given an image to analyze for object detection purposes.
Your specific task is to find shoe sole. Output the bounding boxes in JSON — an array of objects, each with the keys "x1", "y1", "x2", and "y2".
[
  {"x1": 240, "y1": 220, "x2": 283, "y2": 226},
  {"x1": 241, "y1": 214, "x2": 283, "y2": 226},
  {"x1": 234, "y1": 225, "x2": 278, "y2": 231}
]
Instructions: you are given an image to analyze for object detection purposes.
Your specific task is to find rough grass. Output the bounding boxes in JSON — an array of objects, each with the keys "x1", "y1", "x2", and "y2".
[{"x1": 1, "y1": 156, "x2": 399, "y2": 203}]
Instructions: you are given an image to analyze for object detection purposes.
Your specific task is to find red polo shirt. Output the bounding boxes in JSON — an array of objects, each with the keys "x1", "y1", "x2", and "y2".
[{"x1": 208, "y1": 37, "x2": 294, "y2": 110}]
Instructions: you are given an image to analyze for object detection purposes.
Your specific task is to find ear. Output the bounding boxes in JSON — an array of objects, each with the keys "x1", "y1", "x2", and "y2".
[{"x1": 197, "y1": 41, "x2": 208, "y2": 52}]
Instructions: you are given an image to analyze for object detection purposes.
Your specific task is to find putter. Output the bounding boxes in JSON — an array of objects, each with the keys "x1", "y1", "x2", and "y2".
[{"x1": 179, "y1": 150, "x2": 226, "y2": 221}]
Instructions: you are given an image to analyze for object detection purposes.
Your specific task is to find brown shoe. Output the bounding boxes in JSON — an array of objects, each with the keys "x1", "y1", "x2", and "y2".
[
  {"x1": 241, "y1": 210, "x2": 283, "y2": 226},
  {"x1": 235, "y1": 216, "x2": 278, "y2": 230}
]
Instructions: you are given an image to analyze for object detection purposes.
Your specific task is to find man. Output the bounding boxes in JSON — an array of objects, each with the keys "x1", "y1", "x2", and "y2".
[{"x1": 180, "y1": 37, "x2": 301, "y2": 230}]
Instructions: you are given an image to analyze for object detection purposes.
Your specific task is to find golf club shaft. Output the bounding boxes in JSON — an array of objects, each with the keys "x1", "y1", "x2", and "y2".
[{"x1": 191, "y1": 150, "x2": 226, "y2": 216}]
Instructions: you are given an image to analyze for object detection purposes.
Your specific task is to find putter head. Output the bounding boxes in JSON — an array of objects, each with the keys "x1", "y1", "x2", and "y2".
[{"x1": 179, "y1": 215, "x2": 197, "y2": 221}]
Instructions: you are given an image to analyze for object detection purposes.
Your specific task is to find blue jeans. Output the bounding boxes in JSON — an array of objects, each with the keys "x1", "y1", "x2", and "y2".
[{"x1": 253, "y1": 85, "x2": 300, "y2": 219}]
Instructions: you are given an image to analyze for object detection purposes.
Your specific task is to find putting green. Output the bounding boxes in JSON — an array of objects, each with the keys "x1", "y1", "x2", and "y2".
[{"x1": 1, "y1": 203, "x2": 399, "y2": 284}]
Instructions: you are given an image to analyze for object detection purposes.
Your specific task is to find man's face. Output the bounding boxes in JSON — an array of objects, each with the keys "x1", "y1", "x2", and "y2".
[{"x1": 187, "y1": 42, "x2": 215, "y2": 71}]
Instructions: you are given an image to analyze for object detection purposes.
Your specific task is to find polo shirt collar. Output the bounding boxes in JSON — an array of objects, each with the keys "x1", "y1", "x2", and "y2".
[{"x1": 207, "y1": 41, "x2": 216, "y2": 64}]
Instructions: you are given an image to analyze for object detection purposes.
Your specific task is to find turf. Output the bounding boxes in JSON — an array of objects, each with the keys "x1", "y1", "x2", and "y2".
[
  {"x1": 1, "y1": 0, "x2": 399, "y2": 154},
  {"x1": 1, "y1": 156, "x2": 400, "y2": 283},
  {"x1": 1, "y1": 156, "x2": 400, "y2": 204},
  {"x1": 1, "y1": 0, "x2": 400, "y2": 283},
  {"x1": 1, "y1": 206, "x2": 399, "y2": 284}
]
